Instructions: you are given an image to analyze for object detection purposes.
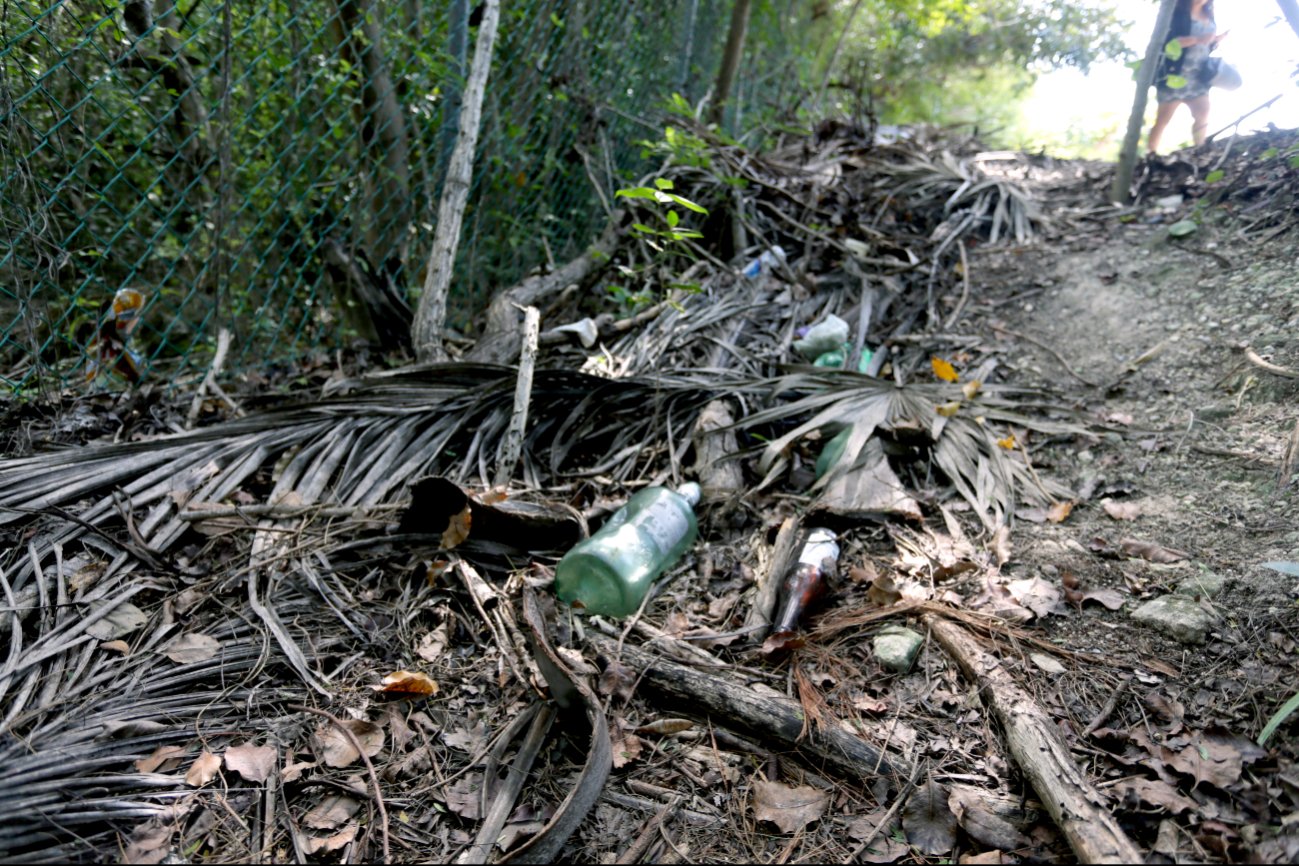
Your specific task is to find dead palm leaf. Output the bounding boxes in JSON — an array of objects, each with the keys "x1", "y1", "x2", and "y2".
[{"x1": 737, "y1": 368, "x2": 1080, "y2": 531}]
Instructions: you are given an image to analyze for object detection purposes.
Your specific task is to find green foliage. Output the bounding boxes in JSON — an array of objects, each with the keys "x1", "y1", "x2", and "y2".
[
  {"x1": 615, "y1": 178, "x2": 709, "y2": 245},
  {"x1": 820, "y1": 0, "x2": 1130, "y2": 134}
]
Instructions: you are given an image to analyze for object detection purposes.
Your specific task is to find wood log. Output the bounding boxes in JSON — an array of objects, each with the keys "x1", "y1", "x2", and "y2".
[
  {"x1": 740, "y1": 516, "x2": 800, "y2": 639},
  {"x1": 466, "y1": 216, "x2": 623, "y2": 365},
  {"x1": 926, "y1": 616, "x2": 1143, "y2": 864},
  {"x1": 691, "y1": 399, "x2": 744, "y2": 502},
  {"x1": 588, "y1": 632, "x2": 898, "y2": 781}
]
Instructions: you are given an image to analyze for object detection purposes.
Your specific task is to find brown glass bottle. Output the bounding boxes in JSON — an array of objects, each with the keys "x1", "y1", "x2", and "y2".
[{"x1": 768, "y1": 528, "x2": 840, "y2": 643}]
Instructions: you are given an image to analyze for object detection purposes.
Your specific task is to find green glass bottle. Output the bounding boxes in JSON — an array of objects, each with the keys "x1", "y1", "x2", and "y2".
[{"x1": 554, "y1": 482, "x2": 702, "y2": 618}]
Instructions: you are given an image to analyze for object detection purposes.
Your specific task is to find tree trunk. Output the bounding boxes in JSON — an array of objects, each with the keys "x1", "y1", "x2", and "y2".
[
  {"x1": 411, "y1": 0, "x2": 501, "y2": 363},
  {"x1": 1278, "y1": 0, "x2": 1299, "y2": 40},
  {"x1": 434, "y1": 0, "x2": 470, "y2": 202},
  {"x1": 1111, "y1": 0, "x2": 1178, "y2": 204},
  {"x1": 333, "y1": 0, "x2": 413, "y2": 264},
  {"x1": 708, "y1": 0, "x2": 752, "y2": 127}
]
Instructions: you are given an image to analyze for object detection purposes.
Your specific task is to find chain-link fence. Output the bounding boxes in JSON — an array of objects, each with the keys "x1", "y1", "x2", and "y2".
[{"x1": 0, "y1": 0, "x2": 813, "y2": 394}]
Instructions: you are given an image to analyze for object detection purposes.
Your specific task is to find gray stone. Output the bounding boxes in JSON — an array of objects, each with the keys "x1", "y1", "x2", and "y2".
[
  {"x1": 1175, "y1": 571, "x2": 1227, "y2": 599},
  {"x1": 873, "y1": 626, "x2": 924, "y2": 673},
  {"x1": 1130, "y1": 595, "x2": 1215, "y2": 644}
]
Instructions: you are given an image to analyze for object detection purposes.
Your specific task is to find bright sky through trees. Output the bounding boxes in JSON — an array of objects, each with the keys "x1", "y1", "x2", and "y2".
[{"x1": 1023, "y1": 0, "x2": 1299, "y2": 155}]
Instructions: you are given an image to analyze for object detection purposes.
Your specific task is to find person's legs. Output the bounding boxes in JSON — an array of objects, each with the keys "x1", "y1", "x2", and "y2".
[
  {"x1": 1147, "y1": 100, "x2": 1181, "y2": 153},
  {"x1": 1187, "y1": 95, "x2": 1212, "y2": 145}
]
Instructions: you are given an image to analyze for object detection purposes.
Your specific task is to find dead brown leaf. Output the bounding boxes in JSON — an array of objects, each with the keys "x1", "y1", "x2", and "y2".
[
  {"x1": 867, "y1": 574, "x2": 902, "y2": 607},
  {"x1": 443, "y1": 773, "x2": 484, "y2": 820},
  {"x1": 224, "y1": 742, "x2": 277, "y2": 783},
  {"x1": 849, "y1": 560, "x2": 879, "y2": 584},
  {"x1": 416, "y1": 621, "x2": 450, "y2": 663},
  {"x1": 160, "y1": 632, "x2": 221, "y2": 664},
  {"x1": 134, "y1": 745, "x2": 186, "y2": 774},
  {"x1": 185, "y1": 750, "x2": 222, "y2": 787},
  {"x1": 120, "y1": 822, "x2": 173, "y2": 865},
  {"x1": 1046, "y1": 500, "x2": 1074, "y2": 524},
  {"x1": 847, "y1": 809, "x2": 909, "y2": 862},
  {"x1": 1105, "y1": 411, "x2": 1134, "y2": 426},
  {"x1": 299, "y1": 825, "x2": 358, "y2": 855},
  {"x1": 304, "y1": 794, "x2": 362, "y2": 830},
  {"x1": 1119, "y1": 538, "x2": 1188, "y2": 564},
  {"x1": 610, "y1": 722, "x2": 643, "y2": 769},
  {"x1": 1114, "y1": 778, "x2": 1198, "y2": 814},
  {"x1": 1081, "y1": 588, "x2": 1126, "y2": 610},
  {"x1": 1161, "y1": 729, "x2": 1266, "y2": 790},
  {"x1": 598, "y1": 659, "x2": 637, "y2": 703},
  {"x1": 902, "y1": 779, "x2": 958, "y2": 855},
  {"x1": 372, "y1": 670, "x2": 439, "y2": 698},
  {"x1": 1007, "y1": 576, "x2": 1064, "y2": 619},
  {"x1": 100, "y1": 640, "x2": 130, "y2": 655},
  {"x1": 282, "y1": 756, "x2": 317, "y2": 783},
  {"x1": 1103, "y1": 499, "x2": 1142, "y2": 521},
  {"x1": 313, "y1": 719, "x2": 385, "y2": 769},
  {"x1": 752, "y1": 780, "x2": 828, "y2": 834}
]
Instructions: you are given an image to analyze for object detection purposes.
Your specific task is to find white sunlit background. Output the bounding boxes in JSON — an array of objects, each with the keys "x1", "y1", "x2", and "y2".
[{"x1": 1019, "y1": 0, "x2": 1299, "y2": 157}]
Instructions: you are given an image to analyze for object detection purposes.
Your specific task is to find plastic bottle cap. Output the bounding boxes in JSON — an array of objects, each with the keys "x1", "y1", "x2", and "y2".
[{"x1": 676, "y1": 482, "x2": 702, "y2": 506}]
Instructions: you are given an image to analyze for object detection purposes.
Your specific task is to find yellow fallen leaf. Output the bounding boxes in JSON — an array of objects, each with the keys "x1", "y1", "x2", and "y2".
[
  {"x1": 935, "y1": 401, "x2": 961, "y2": 417},
  {"x1": 1046, "y1": 501, "x2": 1074, "y2": 523},
  {"x1": 931, "y1": 356, "x2": 959, "y2": 382},
  {"x1": 373, "y1": 670, "x2": 439, "y2": 698},
  {"x1": 961, "y1": 379, "x2": 982, "y2": 400},
  {"x1": 997, "y1": 434, "x2": 1017, "y2": 450}
]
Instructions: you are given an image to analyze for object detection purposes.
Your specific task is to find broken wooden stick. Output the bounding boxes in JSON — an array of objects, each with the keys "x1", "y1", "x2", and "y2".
[
  {"x1": 691, "y1": 399, "x2": 744, "y2": 503},
  {"x1": 925, "y1": 615, "x2": 1143, "y2": 864},
  {"x1": 588, "y1": 631, "x2": 898, "y2": 781},
  {"x1": 185, "y1": 328, "x2": 241, "y2": 428},
  {"x1": 495, "y1": 305, "x2": 540, "y2": 488},
  {"x1": 740, "y1": 516, "x2": 800, "y2": 639},
  {"x1": 1244, "y1": 346, "x2": 1299, "y2": 380},
  {"x1": 467, "y1": 215, "x2": 623, "y2": 365}
]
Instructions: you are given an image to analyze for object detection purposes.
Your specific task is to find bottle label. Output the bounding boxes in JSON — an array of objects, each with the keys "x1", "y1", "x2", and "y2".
[
  {"x1": 640, "y1": 501, "x2": 688, "y2": 556},
  {"x1": 798, "y1": 537, "x2": 840, "y2": 568}
]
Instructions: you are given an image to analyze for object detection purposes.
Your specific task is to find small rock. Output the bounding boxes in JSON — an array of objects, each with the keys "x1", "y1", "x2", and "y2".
[
  {"x1": 1130, "y1": 595, "x2": 1215, "y2": 644},
  {"x1": 1175, "y1": 571, "x2": 1226, "y2": 599},
  {"x1": 873, "y1": 626, "x2": 924, "y2": 673}
]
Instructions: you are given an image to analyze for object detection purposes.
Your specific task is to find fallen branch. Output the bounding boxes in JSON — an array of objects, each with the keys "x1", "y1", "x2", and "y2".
[
  {"x1": 1244, "y1": 346, "x2": 1299, "y2": 380},
  {"x1": 740, "y1": 516, "x2": 800, "y2": 640},
  {"x1": 588, "y1": 631, "x2": 898, "y2": 781},
  {"x1": 494, "y1": 306, "x2": 540, "y2": 488},
  {"x1": 467, "y1": 215, "x2": 624, "y2": 365},
  {"x1": 185, "y1": 328, "x2": 241, "y2": 427},
  {"x1": 925, "y1": 616, "x2": 1143, "y2": 864}
]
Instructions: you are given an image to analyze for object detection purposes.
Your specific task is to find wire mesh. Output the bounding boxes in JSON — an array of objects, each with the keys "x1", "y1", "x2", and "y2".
[{"x1": 0, "y1": 0, "x2": 809, "y2": 395}]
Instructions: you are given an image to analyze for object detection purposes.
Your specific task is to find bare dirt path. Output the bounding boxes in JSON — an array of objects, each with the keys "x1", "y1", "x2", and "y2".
[{"x1": 962, "y1": 193, "x2": 1299, "y2": 861}]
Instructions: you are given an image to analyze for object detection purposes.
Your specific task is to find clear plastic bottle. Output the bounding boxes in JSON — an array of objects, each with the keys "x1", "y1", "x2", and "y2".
[{"x1": 554, "y1": 483, "x2": 701, "y2": 618}]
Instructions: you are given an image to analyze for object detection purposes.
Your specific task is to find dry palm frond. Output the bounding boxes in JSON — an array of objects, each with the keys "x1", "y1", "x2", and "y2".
[
  {"x1": 867, "y1": 149, "x2": 1043, "y2": 245},
  {"x1": 738, "y1": 368, "x2": 1081, "y2": 531}
]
